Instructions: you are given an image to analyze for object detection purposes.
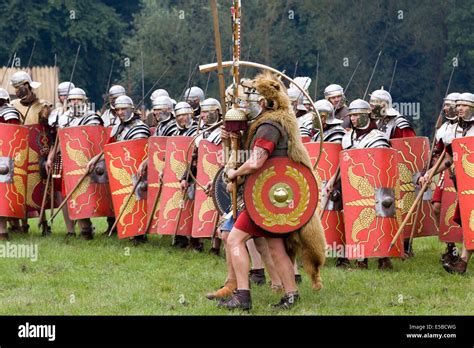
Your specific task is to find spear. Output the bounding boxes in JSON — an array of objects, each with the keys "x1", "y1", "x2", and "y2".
[
  {"x1": 389, "y1": 149, "x2": 447, "y2": 251},
  {"x1": 388, "y1": 59, "x2": 397, "y2": 93},
  {"x1": 140, "y1": 50, "x2": 145, "y2": 119},
  {"x1": 345, "y1": 59, "x2": 362, "y2": 93},
  {"x1": 48, "y1": 151, "x2": 103, "y2": 224},
  {"x1": 313, "y1": 52, "x2": 319, "y2": 100},
  {"x1": 363, "y1": 50, "x2": 382, "y2": 100},
  {"x1": 26, "y1": 40, "x2": 37, "y2": 69},
  {"x1": 293, "y1": 59, "x2": 299, "y2": 79},
  {"x1": 108, "y1": 174, "x2": 143, "y2": 237},
  {"x1": 100, "y1": 59, "x2": 115, "y2": 114},
  {"x1": 406, "y1": 53, "x2": 458, "y2": 250},
  {"x1": 1, "y1": 51, "x2": 16, "y2": 87},
  {"x1": 38, "y1": 44, "x2": 81, "y2": 226},
  {"x1": 210, "y1": 0, "x2": 227, "y2": 114},
  {"x1": 39, "y1": 46, "x2": 80, "y2": 226},
  {"x1": 135, "y1": 65, "x2": 171, "y2": 110}
]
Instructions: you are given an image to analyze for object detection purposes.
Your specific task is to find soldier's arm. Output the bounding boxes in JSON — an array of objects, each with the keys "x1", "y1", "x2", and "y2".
[
  {"x1": 228, "y1": 146, "x2": 268, "y2": 180},
  {"x1": 419, "y1": 151, "x2": 453, "y2": 186}
]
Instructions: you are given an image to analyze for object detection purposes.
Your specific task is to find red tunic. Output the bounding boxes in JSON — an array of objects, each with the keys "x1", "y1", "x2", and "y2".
[
  {"x1": 391, "y1": 127, "x2": 416, "y2": 139},
  {"x1": 234, "y1": 123, "x2": 289, "y2": 238}
]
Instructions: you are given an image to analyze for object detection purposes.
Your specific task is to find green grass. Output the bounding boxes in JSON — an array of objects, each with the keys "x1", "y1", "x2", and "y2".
[{"x1": 0, "y1": 217, "x2": 472, "y2": 315}]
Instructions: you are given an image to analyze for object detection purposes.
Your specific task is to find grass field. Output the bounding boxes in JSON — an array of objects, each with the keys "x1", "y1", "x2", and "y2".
[{"x1": 0, "y1": 217, "x2": 472, "y2": 315}]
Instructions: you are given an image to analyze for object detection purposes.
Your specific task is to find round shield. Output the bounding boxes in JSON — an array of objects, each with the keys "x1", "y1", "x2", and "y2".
[
  {"x1": 213, "y1": 167, "x2": 232, "y2": 216},
  {"x1": 244, "y1": 157, "x2": 318, "y2": 233}
]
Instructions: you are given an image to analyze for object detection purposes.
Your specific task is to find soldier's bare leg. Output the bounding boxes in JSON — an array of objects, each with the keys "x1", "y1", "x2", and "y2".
[
  {"x1": 247, "y1": 239, "x2": 266, "y2": 285},
  {"x1": 265, "y1": 238, "x2": 297, "y2": 293},
  {"x1": 0, "y1": 217, "x2": 8, "y2": 240},
  {"x1": 253, "y1": 237, "x2": 283, "y2": 289},
  {"x1": 55, "y1": 192, "x2": 75, "y2": 235},
  {"x1": 206, "y1": 230, "x2": 237, "y2": 300},
  {"x1": 218, "y1": 227, "x2": 252, "y2": 310},
  {"x1": 266, "y1": 237, "x2": 301, "y2": 309},
  {"x1": 227, "y1": 228, "x2": 252, "y2": 290}
]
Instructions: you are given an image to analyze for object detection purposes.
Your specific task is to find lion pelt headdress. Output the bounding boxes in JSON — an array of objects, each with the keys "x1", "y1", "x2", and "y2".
[{"x1": 245, "y1": 71, "x2": 291, "y2": 112}]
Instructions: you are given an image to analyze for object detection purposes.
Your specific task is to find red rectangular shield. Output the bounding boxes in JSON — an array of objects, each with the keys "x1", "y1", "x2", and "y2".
[
  {"x1": 146, "y1": 136, "x2": 167, "y2": 234},
  {"x1": 157, "y1": 136, "x2": 194, "y2": 236},
  {"x1": 340, "y1": 148, "x2": 403, "y2": 258},
  {"x1": 59, "y1": 125, "x2": 114, "y2": 220},
  {"x1": 452, "y1": 137, "x2": 474, "y2": 250},
  {"x1": 104, "y1": 138, "x2": 148, "y2": 239},
  {"x1": 192, "y1": 140, "x2": 222, "y2": 238},
  {"x1": 0, "y1": 124, "x2": 29, "y2": 219}
]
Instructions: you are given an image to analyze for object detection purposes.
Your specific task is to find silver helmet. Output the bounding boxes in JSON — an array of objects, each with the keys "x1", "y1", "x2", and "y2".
[
  {"x1": 184, "y1": 86, "x2": 205, "y2": 102},
  {"x1": 108, "y1": 85, "x2": 126, "y2": 98},
  {"x1": 152, "y1": 95, "x2": 174, "y2": 110},
  {"x1": 347, "y1": 99, "x2": 372, "y2": 130},
  {"x1": 57, "y1": 81, "x2": 75, "y2": 96},
  {"x1": 114, "y1": 95, "x2": 135, "y2": 122},
  {"x1": 444, "y1": 92, "x2": 461, "y2": 120},
  {"x1": 324, "y1": 84, "x2": 344, "y2": 99},
  {"x1": 0, "y1": 88, "x2": 10, "y2": 101},
  {"x1": 314, "y1": 99, "x2": 342, "y2": 126},
  {"x1": 67, "y1": 88, "x2": 88, "y2": 117},
  {"x1": 10, "y1": 71, "x2": 41, "y2": 89},
  {"x1": 174, "y1": 101, "x2": 193, "y2": 129},
  {"x1": 67, "y1": 87, "x2": 87, "y2": 101},
  {"x1": 200, "y1": 98, "x2": 221, "y2": 125},
  {"x1": 174, "y1": 101, "x2": 193, "y2": 116},
  {"x1": 445, "y1": 92, "x2": 461, "y2": 106},
  {"x1": 456, "y1": 92, "x2": 474, "y2": 122},
  {"x1": 200, "y1": 98, "x2": 221, "y2": 113},
  {"x1": 153, "y1": 96, "x2": 174, "y2": 123},
  {"x1": 369, "y1": 88, "x2": 399, "y2": 118},
  {"x1": 287, "y1": 88, "x2": 302, "y2": 102},
  {"x1": 150, "y1": 89, "x2": 169, "y2": 101},
  {"x1": 114, "y1": 95, "x2": 134, "y2": 109}
]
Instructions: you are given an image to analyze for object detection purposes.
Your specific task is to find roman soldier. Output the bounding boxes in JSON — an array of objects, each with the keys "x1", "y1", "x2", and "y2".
[
  {"x1": 152, "y1": 96, "x2": 177, "y2": 137},
  {"x1": 0, "y1": 88, "x2": 21, "y2": 240},
  {"x1": 88, "y1": 95, "x2": 150, "y2": 244},
  {"x1": 327, "y1": 99, "x2": 393, "y2": 270},
  {"x1": 10, "y1": 71, "x2": 53, "y2": 235},
  {"x1": 146, "y1": 89, "x2": 170, "y2": 127},
  {"x1": 288, "y1": 87, "x2": 307, "y2": 118},
  {"x1": 48, "y1": 81, "x2": 75, "y2": 128},
  {"x1": 370, "y1": 88, "x2": 416, "y2": 256},
  {"x1": 218, "y1": 72, "x2": 326, "y2": 310},
  {"x1": 310, "y1": 99, "x2": 346, "y2": 143},
  {"x1": 431, "y1": 92, "x2": 462, "y2": 264},
  {"x1": 184, "y1": 86, "x2": 204, "y2": 120},
  {"x1": 324, "y1": 84, "x2": 350, "y2": 129},
  {"x1": 101, "y1": 85, "x2": 126, "y2": 127},
  {"x1": 371, "y1": 88, "x2": 416, "y2": 139},
  {"x1": 49, "y1": 87, "x2": 103, "y2": 239},
  {"x1": 309, "y1": 99, "x2": 348, "y2": 267},
  {"x1": 173, "y1": 102, "x2": 198, "y2": 137},
  {"x1": 421, "y1": 92, "x2": 474, "y2": 274},
  {"x1": 44, "y1": 84, "x2": 79, "y2": 237}
]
